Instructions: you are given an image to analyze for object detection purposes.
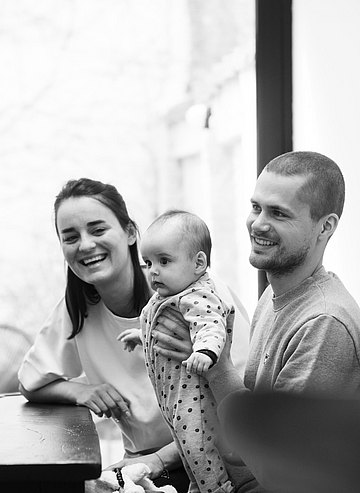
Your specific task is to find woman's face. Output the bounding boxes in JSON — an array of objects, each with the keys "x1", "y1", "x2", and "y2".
[{"x1": 56, "y1": 196, "x2": 136, "y2": 288}]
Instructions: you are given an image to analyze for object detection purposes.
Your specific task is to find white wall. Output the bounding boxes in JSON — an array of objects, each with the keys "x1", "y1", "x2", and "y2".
[{"x1": 293, "y1": 0, "x2": 360, "y2": 304}]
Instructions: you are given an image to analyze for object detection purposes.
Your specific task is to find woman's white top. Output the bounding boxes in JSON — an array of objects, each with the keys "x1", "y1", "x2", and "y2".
[
  {"x1": 18, "y1": 274, "x2": 250, "y2": 455},
  {"x1": 18, "y1": 298, "x2": 173, "y2": 454}
]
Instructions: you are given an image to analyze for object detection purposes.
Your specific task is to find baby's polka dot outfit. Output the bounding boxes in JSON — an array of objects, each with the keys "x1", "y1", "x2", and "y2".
[{"x1": 142, "y1": 273, "x2": 235, "y2": 493}]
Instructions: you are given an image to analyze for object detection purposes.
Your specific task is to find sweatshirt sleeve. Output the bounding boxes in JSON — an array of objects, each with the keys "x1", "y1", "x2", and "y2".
[
  {"x1": 275, "y1": 314, "x2": 360, "y2": 396},
  {"x1": 18, "y1": 298, "x2": 83, "y2": 391}
]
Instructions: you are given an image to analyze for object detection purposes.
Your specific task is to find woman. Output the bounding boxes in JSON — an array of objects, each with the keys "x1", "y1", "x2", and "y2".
[
  {"x1": 18, "y1": 178, "x2": 189, "y2": 492},
  {"x1": 18, "y1": 177, "x2": 250, "y2": 492}
]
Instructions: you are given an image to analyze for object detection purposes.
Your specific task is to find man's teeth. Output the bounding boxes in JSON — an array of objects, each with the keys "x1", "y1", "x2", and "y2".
[
  {"x1": 83, "y1": 255, "x2": 106, "y2": 265},
  {"x1": 254, "y1": 238, "x2": 276, "y2": 246}
]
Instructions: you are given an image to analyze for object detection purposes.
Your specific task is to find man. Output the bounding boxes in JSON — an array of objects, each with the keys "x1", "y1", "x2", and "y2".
[
  {"x1": 242, "y1": 150, "x2": 360, "y2": 396},
  {"x1": 154, "y1": 151, "x2": 360, "y2": 492}
]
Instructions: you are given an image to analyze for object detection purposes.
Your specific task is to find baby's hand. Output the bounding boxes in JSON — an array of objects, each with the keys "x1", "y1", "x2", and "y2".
[
  {"x1": 183, "y1": 351, "x2": 212, "y2": 375},
  {"x1": 117, "y1": 329, "x2": 142, "y2": 352}
]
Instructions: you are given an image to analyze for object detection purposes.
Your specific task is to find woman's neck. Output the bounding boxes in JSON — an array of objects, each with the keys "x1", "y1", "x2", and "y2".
[{"x1": 96, "y1": 271, "x2": 137, "y2": 318}]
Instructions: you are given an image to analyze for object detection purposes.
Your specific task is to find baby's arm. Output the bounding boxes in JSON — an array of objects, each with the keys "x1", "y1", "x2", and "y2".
[
  {"x1": 183, "y1": 350, "x2": 215, "y2": 375},
  {"x1": 117, "y1": 329, "x2": 142, "y2": 352}
]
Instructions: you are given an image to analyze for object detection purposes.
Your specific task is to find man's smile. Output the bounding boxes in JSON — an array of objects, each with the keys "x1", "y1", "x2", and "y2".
[{"x1": 252, "y1": 235, "x2": 277, "y2": 247}]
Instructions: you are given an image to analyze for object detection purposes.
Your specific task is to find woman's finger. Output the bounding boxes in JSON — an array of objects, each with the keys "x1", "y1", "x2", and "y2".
[{"x1": 105, "y1": 388, "x2": 131, "y2": 418}]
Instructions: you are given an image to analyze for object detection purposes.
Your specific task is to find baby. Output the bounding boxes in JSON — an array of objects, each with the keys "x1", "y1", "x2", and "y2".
[{"x1": 119, "y1": 210, "x2": 235, "y2": 493}]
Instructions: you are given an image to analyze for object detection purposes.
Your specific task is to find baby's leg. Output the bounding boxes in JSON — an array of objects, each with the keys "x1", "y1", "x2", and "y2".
[{"x1": 172, "y1": 376, "x2": 233, "y2": 493}]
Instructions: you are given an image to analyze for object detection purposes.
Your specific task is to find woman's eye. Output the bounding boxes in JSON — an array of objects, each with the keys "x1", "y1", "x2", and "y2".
[{"x1": 63, "y1": 235, "x2": 78, "y2": 244}]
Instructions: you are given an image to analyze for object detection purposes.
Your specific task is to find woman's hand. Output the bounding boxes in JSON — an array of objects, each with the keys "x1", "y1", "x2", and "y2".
[
  {"x1": 75, "y1": 382, "x2": 130, "y2": 420},
  {"x1": 152, "y1": 308, "x2": 193, "y2": 362},
  {"x1": 105, "y1": 453, "x2": 164, "y2": 479},
  {"x1": 104, "y1": 442, "x2": 182, "y2": 479}
]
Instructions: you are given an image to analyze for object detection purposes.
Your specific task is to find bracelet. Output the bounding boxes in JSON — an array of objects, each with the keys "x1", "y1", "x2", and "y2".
[{"x1": 154, "y1": 452, "x2": 169, "y2": 479}]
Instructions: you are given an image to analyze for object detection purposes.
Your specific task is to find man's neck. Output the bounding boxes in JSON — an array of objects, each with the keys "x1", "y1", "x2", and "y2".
[{"x1": 267, "y1": 260, "x2": 323, "y2": 297}]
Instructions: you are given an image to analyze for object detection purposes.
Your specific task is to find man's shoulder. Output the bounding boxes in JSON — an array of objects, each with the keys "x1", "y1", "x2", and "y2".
[{"x1": 314, "y1": 270, "x2": 360, "y2": 324}]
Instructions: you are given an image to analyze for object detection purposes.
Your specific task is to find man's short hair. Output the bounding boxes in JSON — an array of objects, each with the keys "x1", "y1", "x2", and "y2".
[
  {"x1": 149, "y1": 210, "x2": 212, "y2": 266},
  {"x1": 265, "y1": 151, "x2": 345, "y2": 220}
]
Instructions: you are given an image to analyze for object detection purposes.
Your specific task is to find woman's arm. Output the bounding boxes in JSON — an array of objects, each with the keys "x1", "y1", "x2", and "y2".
[{"x1": 19, "y1": 379, "x2": 130, "y2": 419}]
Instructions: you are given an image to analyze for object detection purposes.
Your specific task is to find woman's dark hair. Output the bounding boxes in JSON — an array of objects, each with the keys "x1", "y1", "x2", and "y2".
[{"x1": 54, "y1": 178, "x2": 151, "y2": 339}]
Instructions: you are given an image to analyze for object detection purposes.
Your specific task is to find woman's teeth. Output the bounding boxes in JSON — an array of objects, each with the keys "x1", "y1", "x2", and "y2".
[{"x1": 82, "y1": 254, "x2": 106, "y2": 265}]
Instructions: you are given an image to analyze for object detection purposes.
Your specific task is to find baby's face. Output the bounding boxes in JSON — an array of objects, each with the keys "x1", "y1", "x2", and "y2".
[{"x1": 141, "y1": 221, "x2": 198, "y2": 297}]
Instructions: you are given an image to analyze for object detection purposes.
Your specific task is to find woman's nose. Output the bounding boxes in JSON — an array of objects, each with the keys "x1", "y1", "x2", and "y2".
[{"x1": 78, "y1": 235, "x2": 96, "y2": 251}]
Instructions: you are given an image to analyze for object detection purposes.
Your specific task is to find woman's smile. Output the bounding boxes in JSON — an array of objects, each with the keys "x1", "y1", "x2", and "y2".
[{"x1": 79, "y1": 253, "x2": 108, "y2": 267}]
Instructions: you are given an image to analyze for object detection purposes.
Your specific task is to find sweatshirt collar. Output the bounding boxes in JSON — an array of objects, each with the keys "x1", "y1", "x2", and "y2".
[{"x1": 272, "y1": 266, "x2": 327, "y2": 311}]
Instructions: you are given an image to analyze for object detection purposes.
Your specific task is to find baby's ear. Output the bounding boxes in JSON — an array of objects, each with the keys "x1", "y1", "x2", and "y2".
[{"x1": 195, "y1": 251, "x2": 207, "y2": 274}]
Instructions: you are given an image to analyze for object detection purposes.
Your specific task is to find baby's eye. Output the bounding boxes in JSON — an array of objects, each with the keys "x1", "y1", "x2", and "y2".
[
  {"x1": 160, "y1": 258, "x2": 169, "y2": 266},
  {"x1": 144, "y1": 260, "x2": 152, "y2": 268}
]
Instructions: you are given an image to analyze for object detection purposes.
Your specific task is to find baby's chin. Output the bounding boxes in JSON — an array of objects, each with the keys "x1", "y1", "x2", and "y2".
[{"x1": 156, "y1": 286, "x2": 174, "y2": 297}]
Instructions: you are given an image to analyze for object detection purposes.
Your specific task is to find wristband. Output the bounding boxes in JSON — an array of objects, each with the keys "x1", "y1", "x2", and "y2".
[{"x1": 154, "y1": 451, "x2": 169, "y2": 479}]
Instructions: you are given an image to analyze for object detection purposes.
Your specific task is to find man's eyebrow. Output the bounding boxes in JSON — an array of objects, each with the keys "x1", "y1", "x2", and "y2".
[
  {"x1": 250, "y1": 198, "x2": 293, "y2": 215},
  {"x1": 60, "y1": 219, "x2": 106, "y2": 234},
  {"x1": 268, "y1": 204, "x2": 293, "y2": 215}
]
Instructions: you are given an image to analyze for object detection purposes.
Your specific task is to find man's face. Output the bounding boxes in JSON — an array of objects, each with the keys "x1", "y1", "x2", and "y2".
[{"x1": 246, "y1": 171, "x2": 321, "y2": 277}]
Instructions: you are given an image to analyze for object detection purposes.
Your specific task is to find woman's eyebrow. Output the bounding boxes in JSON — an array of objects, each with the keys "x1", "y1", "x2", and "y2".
[
  {"x1": 60, "y1": 226, "x2": 76, "y2": 234},
  {"x1": 60, "y1": 220, "x2": 106, "y2": 234},
  {"x1": 87, "y1": 220, "x2": 106, "y2": 227}
]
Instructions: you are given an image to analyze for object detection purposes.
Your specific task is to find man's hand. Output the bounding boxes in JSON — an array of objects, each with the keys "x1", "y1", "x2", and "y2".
[{"x1": 152, "y1": 308, "x2": 193, "y2": 362}]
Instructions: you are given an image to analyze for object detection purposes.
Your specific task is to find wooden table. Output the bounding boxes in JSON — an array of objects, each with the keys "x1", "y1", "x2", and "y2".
[{"x1": 0, "y1": 394, "x2": 102, "y2": 493}]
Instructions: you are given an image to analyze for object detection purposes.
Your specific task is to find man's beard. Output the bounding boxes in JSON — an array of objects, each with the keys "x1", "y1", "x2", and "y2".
[{"x1": 249, "y1": 243, "x2": 310, "y2": 277}]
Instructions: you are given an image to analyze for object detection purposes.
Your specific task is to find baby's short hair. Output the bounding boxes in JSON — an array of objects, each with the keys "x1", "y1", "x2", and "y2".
[{"x1": 149, "y1": 209, "x2": 212, "y2": 266}]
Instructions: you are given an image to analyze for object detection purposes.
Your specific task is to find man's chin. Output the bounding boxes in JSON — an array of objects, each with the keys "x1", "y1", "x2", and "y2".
[{"x1": 249, "y1": 253, "x2": 270, "y2": 270}]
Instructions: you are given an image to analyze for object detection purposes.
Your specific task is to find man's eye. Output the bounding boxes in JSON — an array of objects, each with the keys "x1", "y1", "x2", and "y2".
[
  {"x1": 92, "y1": 228, "x2": 106, "y2": 235},
  {"x1": 273, "y1": 210, "x2": 286, "y2": 218},
  {"x1": 251, "y1": 203, "x2": 261, "y2": 213}
]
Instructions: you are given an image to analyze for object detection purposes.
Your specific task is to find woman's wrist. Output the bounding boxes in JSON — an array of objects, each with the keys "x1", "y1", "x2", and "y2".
[
  {"x1": 153, "y1": 451, "x2": 169, "y2": 478},
  {"x1": 152, "y1": 442, "x2": 182, "y2": 474}
]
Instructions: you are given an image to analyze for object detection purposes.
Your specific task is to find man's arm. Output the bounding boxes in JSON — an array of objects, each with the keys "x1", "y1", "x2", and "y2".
[{"x1": 273, "y1": 315, "x2": 360, "y2": 396}]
